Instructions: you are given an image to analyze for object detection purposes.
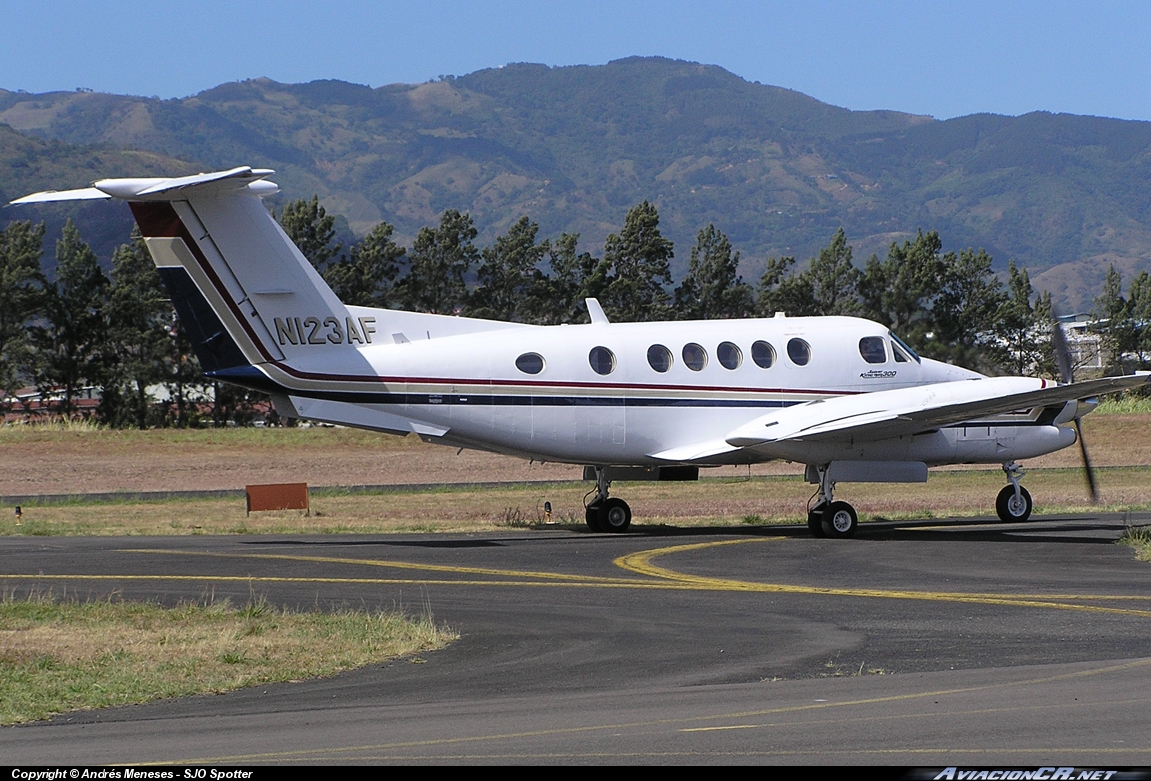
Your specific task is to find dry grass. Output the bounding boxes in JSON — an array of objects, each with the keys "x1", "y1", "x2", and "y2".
[
  {"x1": 4, "y1": 466, "x2": 1149, "y2": 536},
  {"x1": 0, "y1": 591, "x2": 455, "y2": 725},
  {"x1": 2, "y1": 412, "x2": 1150, "y2": 536}
]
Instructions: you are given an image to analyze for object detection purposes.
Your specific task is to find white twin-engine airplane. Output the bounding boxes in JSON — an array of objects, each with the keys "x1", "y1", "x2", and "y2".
[{"x1": 14, "y1": 167, "x2": 1150, "y2": 537}]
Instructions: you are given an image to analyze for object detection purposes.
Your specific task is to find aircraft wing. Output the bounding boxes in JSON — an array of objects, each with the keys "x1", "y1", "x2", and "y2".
[
  {"x1": 726, "y1": 374, "x2": 1149, "y2": 448},
  {"x1": 649, "y1": 373, "x2": 1149, "y2": 462}
]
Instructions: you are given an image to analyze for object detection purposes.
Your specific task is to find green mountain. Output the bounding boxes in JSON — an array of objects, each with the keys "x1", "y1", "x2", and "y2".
[
  {"x1": 4, "y1": 57, "x2": 1151, "y2": 311},
  {"x1": 0, "y1": 123, "x2": 195, "y2": 276}
]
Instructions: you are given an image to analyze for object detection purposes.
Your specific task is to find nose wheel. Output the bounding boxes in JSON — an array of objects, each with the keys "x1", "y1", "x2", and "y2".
[
  {"x1": 997, "y1": 462, "x2": 1033, "y2": 523},
  {"x1": 996, "y1": 484, "x2": 1033, "y2": 523}
]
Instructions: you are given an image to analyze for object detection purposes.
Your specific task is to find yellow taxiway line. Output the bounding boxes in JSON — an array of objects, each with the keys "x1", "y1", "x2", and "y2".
[{"x1": 2, "y1": 538, "x2": 1147, "y2": 618}]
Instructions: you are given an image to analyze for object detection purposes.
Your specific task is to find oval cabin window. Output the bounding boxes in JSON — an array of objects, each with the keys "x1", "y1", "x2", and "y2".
[
  {"x1": 588, "y1": 346, "x2": 616, "y2": 375},
  {"x1": 751, "y1": 341, "x2": 776, "y2": 369},
  {"x1": 515, "y1": 352, "x2": 545, "y2": 374},
  {"x1": 682, "y1": 343, "x2": 708, "y2": 371},
  {"x1": 647, "y1": 344, "x2": 673, "y2": 373},
  {"x1": 717, "y1": 341, "x2": 742, "y2": 370},
  {"x1": 787, "y1": 338, "x2": 811, "y2": 366}
]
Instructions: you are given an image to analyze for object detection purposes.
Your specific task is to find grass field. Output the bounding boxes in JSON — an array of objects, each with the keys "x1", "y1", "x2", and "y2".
[
  {"x1": 0, "y1": 592, "x2": 455, "y2": 725},
  {"x1": 3, "y1": 405, "x2": 1151, "y2": 536},
  {"x1": 4, "y1": 466, "x2": 1151, "y2": 536}
]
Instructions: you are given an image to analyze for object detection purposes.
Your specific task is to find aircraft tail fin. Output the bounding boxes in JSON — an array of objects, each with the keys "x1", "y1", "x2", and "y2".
[{"x1": 12, "y1": 168, "x2": 381, "y2": 388}]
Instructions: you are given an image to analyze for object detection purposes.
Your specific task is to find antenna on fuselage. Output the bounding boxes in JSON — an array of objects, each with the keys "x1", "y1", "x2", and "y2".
[{"x1": 586, "y1": 298, "x2": 610, "y2": 325}]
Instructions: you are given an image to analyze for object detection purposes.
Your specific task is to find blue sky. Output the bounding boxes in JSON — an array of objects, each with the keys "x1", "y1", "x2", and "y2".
[{"x1": 3, "y1": 1, "x2": 1149, "y2": 121}]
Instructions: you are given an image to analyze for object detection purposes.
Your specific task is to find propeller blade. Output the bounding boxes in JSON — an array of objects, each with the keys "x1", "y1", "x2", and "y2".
[
  {"x1": 1051, "y1": 321, "x2": 1073, "y2": 385},
  {"x1": 1074, "y1": 418, "x2": 1098, "y2": 503}
]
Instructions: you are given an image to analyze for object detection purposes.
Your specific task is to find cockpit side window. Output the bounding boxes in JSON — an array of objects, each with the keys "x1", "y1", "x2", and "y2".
[
  {"x1": 858, "y1": 336, "x2": 887, "y2": 364},
  {"x1": 888, "y1": 331, "x2": 921, "y2": 364}
]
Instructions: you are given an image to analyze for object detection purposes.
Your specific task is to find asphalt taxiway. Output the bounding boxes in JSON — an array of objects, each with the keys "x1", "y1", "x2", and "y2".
[{"x1": 2, "y1": 514, "x2": 1150, "y2": 764}]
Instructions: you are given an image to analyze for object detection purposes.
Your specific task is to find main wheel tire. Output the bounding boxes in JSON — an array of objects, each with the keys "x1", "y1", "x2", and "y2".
[
  {"x1": 996, "y1": 485, "x2": 1033, "y2": 523},
  {"x1": 598, "y1": 497, "x2": 632, "y2": 532},
  {"x1": 807, "y1": 504, "x2": 827, "y2": 538},
  {"x1": 585, "y1": 503, "x2": 602, "y2": 531},
  {"x1": 821, "y1": 501, "x2": 858, "y2": 538}
]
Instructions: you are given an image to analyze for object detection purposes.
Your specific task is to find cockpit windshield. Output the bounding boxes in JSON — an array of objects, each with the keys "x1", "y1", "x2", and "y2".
[{"x1": 888, "y1": 331, "x2": 921, "y2": 364}]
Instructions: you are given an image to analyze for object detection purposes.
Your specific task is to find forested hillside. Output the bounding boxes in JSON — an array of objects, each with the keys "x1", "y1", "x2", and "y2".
[{"x1": 3, "y1": 56, "x2": 1151, "y2": 311}]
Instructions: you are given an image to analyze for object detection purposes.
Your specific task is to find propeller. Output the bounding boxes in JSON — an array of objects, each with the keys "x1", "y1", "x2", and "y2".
[{"x1": 1050, "y1": 321, "x2": 1098, "y2": 503}]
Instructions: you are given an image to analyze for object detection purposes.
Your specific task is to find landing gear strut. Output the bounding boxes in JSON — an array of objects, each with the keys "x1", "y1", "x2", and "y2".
[
  {"x1": 807, "y1": 464, "x2": 857, "y2": 538},
  {"x1": 996, "y1": 461, "x2": 1033, "y2": 523},
  {"x1": 585, "y1": 466, "x2": 632, "y2": 533}
]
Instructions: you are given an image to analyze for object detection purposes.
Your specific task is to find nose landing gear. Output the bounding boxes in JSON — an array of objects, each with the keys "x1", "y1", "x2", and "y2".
[{"x1": 996, "y1": 462, "x2": 1033, "y2": 522}]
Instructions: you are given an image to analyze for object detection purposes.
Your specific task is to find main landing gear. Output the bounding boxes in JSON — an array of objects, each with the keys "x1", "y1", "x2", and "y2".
[
  {"x1": 585, "y1": 466, "x2": 632, "y2": 533},
  {"x1": 806, "y1": 464, "x2": 858, "y2": 539},
  {"x1": 996, "y1": 461, "x2": 1033, "y2": 523}
]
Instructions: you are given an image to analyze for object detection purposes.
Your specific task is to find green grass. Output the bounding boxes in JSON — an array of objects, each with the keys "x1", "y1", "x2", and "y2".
[
  {"x1": 1092, "y1": 395, "x2": 1151, "y2": 415},
  {"x1": 0, "y1": 591, "x2": 455, "y2": 725},
  {"x1": 1118, "y1": 524, "x2": 1151, "y2": 561}
]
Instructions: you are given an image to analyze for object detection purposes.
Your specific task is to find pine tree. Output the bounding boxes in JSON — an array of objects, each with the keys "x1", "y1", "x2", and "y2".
[
  {"x1": 932, "y1": 248, "x2": 1008, "y2": 372},
  {"x1": 324, "y1": 221, "x2": 406, "y2": 307},
  {"x1": 996, "y1": 261, "x2": 1052, "y2": 376},
  {"x1": 1091, "y1": 265, "x2": 1135, "y2": 374},
  {"x1": 105, "y1": 230, "x2": 174, "y2": 429},
  {"x1": 859, "y1": 230, "x2": 947, "y2": 354},
  {"x1": 806, "y1": 228, "x2": 861, "y2": 316},
  {"x1": 468, "y1": 217, "x2": 550, "y2": 322},
  {"x1": 277, "y1": 196, "x2": 342, "y2": 272},
  {"x1": 34, "y1": 220, "x2": 109, "y2": 417},
  {"x1": 674, "y1": 224, "x2": 753, "y2": 320},
  {"x1": 395, "y1": 210, "x2": 479, "y2": 314},
  {"x1": 538, "y1": 233, "x2": 604, "y2": 325},
  {"x1": 0, "y1": 221, "x2": 46, "y2": 409},
  {"x1": 601, "y1": 201, "x2": 673, "y2": 322},
  {"x1": 754, "y1": 255, "x2": 816, "y2": 317}
]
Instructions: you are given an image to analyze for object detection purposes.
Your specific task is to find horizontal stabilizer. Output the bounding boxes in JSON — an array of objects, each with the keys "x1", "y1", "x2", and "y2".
[
  {"x1": 9, "y1": 187, "x2": 111, "y2": 205},
  {"x1": 9, "y1": 166, "x2": 278, "y2": 206}
]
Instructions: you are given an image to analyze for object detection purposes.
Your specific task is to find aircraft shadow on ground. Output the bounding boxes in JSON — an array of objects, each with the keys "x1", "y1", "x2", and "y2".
[{"x1": 236, "y1": 515, "x2": 1141, "y2": 547}]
